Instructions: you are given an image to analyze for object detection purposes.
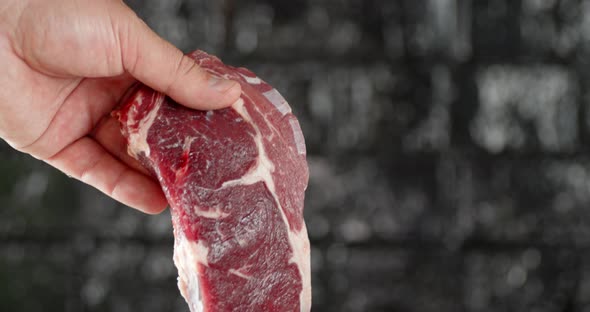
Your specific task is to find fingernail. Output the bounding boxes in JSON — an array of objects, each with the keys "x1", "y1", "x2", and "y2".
[{"x1": 209, "y1": 77, "x2": 238, "y2": 93}]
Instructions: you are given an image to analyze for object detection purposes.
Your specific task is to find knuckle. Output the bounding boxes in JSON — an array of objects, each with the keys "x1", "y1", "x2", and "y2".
[
  {"x1": 175, "y1": 55, "x2": 198, "y2": 77},
  {"x1": 166, "y1": 55, "x2": 205, "y2": 94}
]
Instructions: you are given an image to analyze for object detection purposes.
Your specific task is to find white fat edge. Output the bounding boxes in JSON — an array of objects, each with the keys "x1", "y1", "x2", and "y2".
[
  {"x1": 227, "y1": 97, "x2": 312, "y2": 311},
  {"x1": 289, "y1": 118, "x2": 307, "y2": 155},
  {"x1": 173, "y1": 235, "x2": 210, "y2": 312},
  {"x1": 242, "y1": 92, "x2": 282, "y2": 142},
  {"x1": 262, "y1": 89, "x2": 292, "y2": 116},
  {"x1": 292, "y1": 223, "x2": 311, "y2": 312},
  {"x1": 126, "y1": 93, "x2": 165, "y2": 158},
  {"x1": 239, "y1": 72, "x2": 262, "y2": 85}
]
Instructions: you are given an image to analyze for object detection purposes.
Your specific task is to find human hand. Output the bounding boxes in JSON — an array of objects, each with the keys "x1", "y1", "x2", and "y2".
[{"x1": 0, "y1": 0, "x2": 241, "y2": 214}]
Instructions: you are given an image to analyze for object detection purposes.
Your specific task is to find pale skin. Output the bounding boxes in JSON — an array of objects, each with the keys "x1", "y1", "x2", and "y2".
[{"x1": 0, "y1": 0, "x2": 242, "y2": 214}]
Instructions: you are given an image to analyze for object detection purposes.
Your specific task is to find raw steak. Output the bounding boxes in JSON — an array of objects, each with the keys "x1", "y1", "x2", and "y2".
[{"x1": 114, "y1": 50, "x2": 311, "y2": 312}]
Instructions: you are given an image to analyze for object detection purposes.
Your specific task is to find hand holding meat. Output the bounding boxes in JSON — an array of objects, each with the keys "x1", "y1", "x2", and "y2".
[{"x1": 0, "y1": 0, "x2": 241, "y2": 213}]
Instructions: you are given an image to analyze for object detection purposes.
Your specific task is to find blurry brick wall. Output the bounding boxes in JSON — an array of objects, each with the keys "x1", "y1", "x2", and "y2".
[{"x1": 3, "y1": 0, "x2": 590, "y2": 311}]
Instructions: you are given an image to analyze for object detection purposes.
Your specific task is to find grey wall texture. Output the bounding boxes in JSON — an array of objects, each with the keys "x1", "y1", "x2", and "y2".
[{"x1": 2, "y1": 0, "x2": 590, "y2": 311}]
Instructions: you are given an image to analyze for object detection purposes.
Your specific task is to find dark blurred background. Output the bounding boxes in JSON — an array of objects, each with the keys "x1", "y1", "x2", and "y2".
[{"x1": 4, "y1": 0, "x2": 590, "y2": 311}]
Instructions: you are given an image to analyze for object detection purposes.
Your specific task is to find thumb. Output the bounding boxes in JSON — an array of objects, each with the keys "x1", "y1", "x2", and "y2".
[{"x1": 114, "y1": 3, "x2": 241, "y2": 110}]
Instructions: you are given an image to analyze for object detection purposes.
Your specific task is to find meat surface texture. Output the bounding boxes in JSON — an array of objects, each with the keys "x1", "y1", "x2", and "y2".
[{"x1": 114, "y1": 50, "x2": 311, "y2": 312}]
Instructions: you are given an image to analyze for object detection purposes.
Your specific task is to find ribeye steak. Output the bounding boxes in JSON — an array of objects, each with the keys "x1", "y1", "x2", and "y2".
[{"x1": 114, "y1": 50, "x2": 311, "y2": 312}]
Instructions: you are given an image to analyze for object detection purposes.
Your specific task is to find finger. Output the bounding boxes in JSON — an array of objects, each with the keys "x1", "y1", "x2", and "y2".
[
  {"x1": 115, "y1": 3, "x2": 241, "y2": 110},
  {"x1": 46, "y1": 137, "x2": 167, "y2": 214},
  {"x1": 19, "y1": 75, "x2": 135, "y2": 159}
]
